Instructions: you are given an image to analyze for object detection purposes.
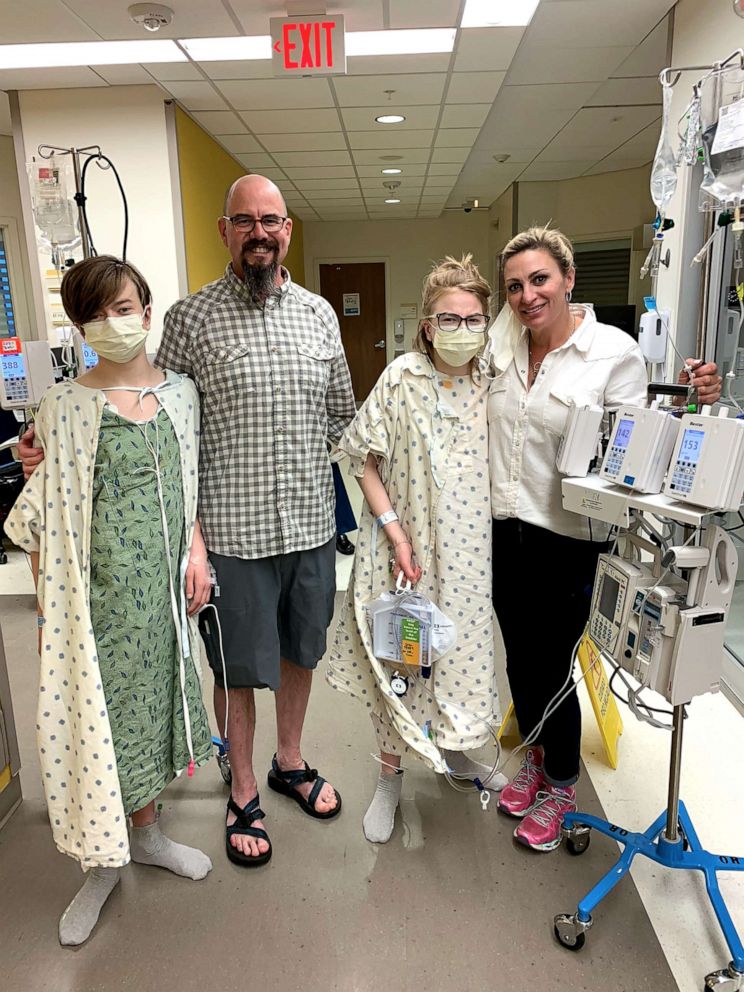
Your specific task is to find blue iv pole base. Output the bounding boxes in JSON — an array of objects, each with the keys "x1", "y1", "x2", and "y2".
[{"x1": 554, "y1": 802, "x2": 744, "y2": 989}]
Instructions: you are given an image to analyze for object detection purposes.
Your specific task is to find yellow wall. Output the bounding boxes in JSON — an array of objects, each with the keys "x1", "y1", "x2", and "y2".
[{"x1": 174, "y1": 107, "x2": 305, "y2": 292}]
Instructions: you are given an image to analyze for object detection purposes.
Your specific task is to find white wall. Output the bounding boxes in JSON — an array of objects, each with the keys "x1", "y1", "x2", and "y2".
[
  {"x1": 0, "y1": 134, "x2": 34, "y2": 339},
  {"x1": 15, "y1": 85, "x2": 180, "y2": 349},
  {"x1": 303, "y1": 211, "x2": 490, "y2": 352},
  {"x1": 656, "y1": 0, "x2": 744, "y2": 338}
]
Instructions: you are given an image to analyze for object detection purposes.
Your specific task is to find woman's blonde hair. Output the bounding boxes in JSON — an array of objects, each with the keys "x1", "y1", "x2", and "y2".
[
  {"x1": 500, "y1": 225, "x2": 575, "y2": 277},
  {"x1": 414, "y1": 254, "x2": 491, "y2": 371}
]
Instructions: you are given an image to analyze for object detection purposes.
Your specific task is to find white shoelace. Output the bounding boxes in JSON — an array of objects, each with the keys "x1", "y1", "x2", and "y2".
[
  {"x1": 527, "y1": 789, "x2": 576, "y2": 828},
  {"x1": 510, "y1": 752, "x2": 541, "y2": 795}
]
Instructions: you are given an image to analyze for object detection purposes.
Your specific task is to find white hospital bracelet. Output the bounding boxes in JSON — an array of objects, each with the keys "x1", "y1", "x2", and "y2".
[{"x1": 375, "y1": 510, "x2": 398, "y2": 527}]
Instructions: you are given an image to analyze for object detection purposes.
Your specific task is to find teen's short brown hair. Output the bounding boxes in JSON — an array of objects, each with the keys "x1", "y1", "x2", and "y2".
[{"x1": 60, "y1": 255, "x2": 152, "y2": 326}]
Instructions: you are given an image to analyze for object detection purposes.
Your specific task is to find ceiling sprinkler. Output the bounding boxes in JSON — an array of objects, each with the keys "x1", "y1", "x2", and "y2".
[{"x1": 383, "y1": 180, "x2": 402, "y2": 192}]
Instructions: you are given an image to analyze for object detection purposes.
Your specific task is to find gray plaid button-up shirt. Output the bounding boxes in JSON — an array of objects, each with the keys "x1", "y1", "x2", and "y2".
[{"x1": 156, "y1": 264, "x2": 356, "y2": 559}]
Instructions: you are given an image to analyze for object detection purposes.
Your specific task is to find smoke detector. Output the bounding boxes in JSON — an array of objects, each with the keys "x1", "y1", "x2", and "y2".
[
  {"x1": 383, "y1": 180, "x2": 401, "y2": 192},
  {"x1": 128, "y1": 3, "x2": 174, "y2": 31}
]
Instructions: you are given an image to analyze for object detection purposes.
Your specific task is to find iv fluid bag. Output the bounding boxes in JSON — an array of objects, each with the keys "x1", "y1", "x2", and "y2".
[
  {"x1": 650, "y1": 83, "x2": 678, "y2": 213},
  {"x1": 28, "y1": 157, "x2": 80, "y2": 251},
  {"x1": 699, "y1": 66, "x2": 744, "y2": 211}
]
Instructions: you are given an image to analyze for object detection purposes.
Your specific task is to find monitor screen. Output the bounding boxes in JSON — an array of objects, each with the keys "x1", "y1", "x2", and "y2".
[
  {"x1": 680, "y1": 428, "x2": 705, "y2": 465},
  {"x1": 83, "y1": 342, "x2": 99, "y2": 369},
  {"x1": 1, "y1": 352, "x2": 26, "y2": 380},
  {"x1": 598, "y1": 574, "x2": 620, "y2": 621},
  {"x1": 614, "y1": 418, "x2": 634, "y2": 450}
]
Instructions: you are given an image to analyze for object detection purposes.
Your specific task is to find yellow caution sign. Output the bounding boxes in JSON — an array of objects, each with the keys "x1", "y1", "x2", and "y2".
[{"x1": 497, "y1": 634, "x2": 623, "y2": 769}]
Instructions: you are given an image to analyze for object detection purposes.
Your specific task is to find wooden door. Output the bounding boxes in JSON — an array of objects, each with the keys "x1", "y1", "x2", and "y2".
[{"x1": 319, "y1": 261, "x2": 387, "y2": 401}]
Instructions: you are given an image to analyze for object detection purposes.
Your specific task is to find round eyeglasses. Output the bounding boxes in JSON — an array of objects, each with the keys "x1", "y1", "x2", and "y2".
[
  {"x1": 424, "y1": 312, "x2": 490, "y2": 332},
  {"x1": 222, "y1": 214, "x2": 288, "y2": 234}
]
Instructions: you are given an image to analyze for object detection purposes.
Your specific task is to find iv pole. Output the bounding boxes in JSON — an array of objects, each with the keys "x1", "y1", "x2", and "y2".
[{"x1": 36, "y1": 144, "x2": 105, "y2": 262}]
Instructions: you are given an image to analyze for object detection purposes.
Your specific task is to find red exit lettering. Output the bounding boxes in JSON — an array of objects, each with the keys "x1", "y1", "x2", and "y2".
[{"x1": 276, "y1": 20, "x2": 336, "y2": 70}]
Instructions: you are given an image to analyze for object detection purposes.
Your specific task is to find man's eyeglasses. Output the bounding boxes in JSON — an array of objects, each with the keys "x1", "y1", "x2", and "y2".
[
  {"x1": 222, "y1": 214, "x2": 288, "y2": 234},
  {"x1": 424, "y1": 312, "x2": 490, "y2": 332}
]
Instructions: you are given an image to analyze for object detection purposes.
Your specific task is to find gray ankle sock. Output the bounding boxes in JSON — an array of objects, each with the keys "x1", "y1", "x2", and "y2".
[
  {"x1": 363, "y1": 772, "x2": 403, "y2": 844},
  {"x1": 58, "y1": 866, "x2": 121, "y2": 946},
  {"x1": 442, "y1": 749, "x2": 508, "y2": 792},
  {"x1": 130, "y1": 820, "x2": 212, "y2": 880}
]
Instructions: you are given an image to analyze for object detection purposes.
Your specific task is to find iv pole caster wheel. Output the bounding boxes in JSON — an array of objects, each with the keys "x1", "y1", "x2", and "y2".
[
  {"x1": 554, "y1": 913, "x2": 591, "y2": 951},
  {"x1": 563, "y1": 823, "x2": 591, "y2": 856},
  {"x1": 217, "y1": 754, "x2": 232, "y2": 786},
  {"x1": 704, "y1": 965, "x2": 744, "y2": 990}
]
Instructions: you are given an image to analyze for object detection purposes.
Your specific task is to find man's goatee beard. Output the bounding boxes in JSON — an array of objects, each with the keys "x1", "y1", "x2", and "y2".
[{"x1": 242, "y1": 258, "x2": 278, "y2": 303}]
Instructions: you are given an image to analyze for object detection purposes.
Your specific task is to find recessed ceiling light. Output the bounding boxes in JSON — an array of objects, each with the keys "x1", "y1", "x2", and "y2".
[
  {"x1": 385, "y1": 198, "x2": 401, "y2": 204},
  {"x1": 179, "y1": 36, "x2": 272, "y2": 60},
  {"x1": 376, "y1": 114, "x2": 406, "y2": 124},
  {"x1": 379, "y1": 155, "x2": 403, "y2": 161},
  {"x1": 461, "y1": 0, "x2": 539, "y2": 28},
  {"x1": 381, "y1": 168, "x2": 403, "y2": 174},
  {"x1": 0, "y1": 39, "x2": 186, "y2": 68},
  {"x1": 347, "y1": 28, "x2": 455, "y2": 56}
]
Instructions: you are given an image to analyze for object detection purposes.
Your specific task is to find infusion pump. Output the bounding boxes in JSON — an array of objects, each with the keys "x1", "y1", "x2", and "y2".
[
  {"x1": 600, "y1": 407, "x2": 680, "y2": 493},
  {"x1": 72, "y1": 331, "x2": 98, "y2": 373},
  {"x1": 663, "y1": 413, "x2": 744, "y2": 512},
  {"x1": 0, "y1": 337, "x2": 55, "y2": 410}
]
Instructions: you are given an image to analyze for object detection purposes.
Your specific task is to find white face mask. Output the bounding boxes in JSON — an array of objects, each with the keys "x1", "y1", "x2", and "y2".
[
  {"x1": 82, "y1": 312, "x2": 149, "y2": 364},
  {"x1": 433, "y1": 328, "x2": 485, "y2": 368}
]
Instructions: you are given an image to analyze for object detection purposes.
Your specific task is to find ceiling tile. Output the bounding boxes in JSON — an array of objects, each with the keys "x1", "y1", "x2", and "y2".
[
  {"x1": 229, "y1": 0, "x2": 382, "y2": 32},
  {"x1": 217, "y1": 77, "x2": 334, "y2": 110},
  {"x1": 548, "y1": 106, "x2": 661, "y2": 149},
  {"x1": 235, "y1": 153, "x2": 280, "y2": 170},
  {"x1": 260, "y1": 132, "x2": 348, "y2": 152},
  {"x1": 430, "y1": 147, "x2": 471, "y2": 165},
  {"x1": 533, "y1": 144, "x2": 610, "y2": 163},
  {"x1": 0, "y1": 67, "x2": 106, "y2": 89},
  {"x1": 346, "y1": 54, "x2": 452, "y2": 75},
  {"x1": 519, "y1": 161, "x2": 600, "y2": 181},
  {"x1": 143, "y1": 62, "x2": 204, "y2": 81},
  {"x1": 333, "y1": 73, "x2": 447, "y2": 108},
  {"x1": 352, "y1": 148, "x2": 431, "y2": 165},
  {"x1": 192, "y1": 110, "x2": 247, "y2": 134},
  {"x1": 274, "y1": 150, "x2": 352, "y2": 167},
  {"x1": 259, "y1": 168, "x2": 291, "y2": 183},
  {"x1": 440, "y1": 104, "x2": 490, "y2": 128},
  {"x1": 0, "y1": 0, "x2": 97, "y2": 42},
  {"x1": 341, "y1": 106, "x2": 440, "y2": 131},
  {"x1": 507, "y1": 45, "x2": 634, "y2": 85},
  {"x1": 294, "y1": 178, "x2": 361, "y2": 190},
  {"x1": 428, "y1": 164, "x2": 463, "y2": 176},
  {"x1": 238, "y1": 108, "x2": 341, "y2": 133},
  {"x1": 65, "y1": 0, "x2": 240, "y2": 38},
  {"x1": 305, "y1": 189, "x2": 364, "y2": 200},
  {"x1": 454, "y1": 27, "x2": 525, "y2": 72},
  {"x1": 435, "y1": 128, "x2": 480, "y2": 148},
  {"x1": 356, "y1": 164, "x2": 428, "y2": 178},
  {"x1": 584, "y1": 155, "x2": 654, "y2": 176},
  {"x1": 389, "y1": 0, "x2": 461, "y2": 28},
  {"x1": 446, "y1": 72, "x2": 507, "y2": 105},
  {"x1": 347, "y1": 130, "x2": 434, "y2": 150},
  {"x1": 284, "y1": 166, "x2": 357, "y2": 179},
  {"x1": 164, "y1": 81, "x2": 228, "y2": 111},
  {"x1": 93, "y1": 65, "x2": 154, "y2": 85},
  {"x1": 612, "y1": 18, "x2": 669, "y2": 78},
  {"x1": 201, "y1": 60, "x2": 274, "y2": 81},
  {"x1": 219, "y1": 134, "x2": 265, "y2": 154},
  {"x1": 526, "y1": 0, "x2": 672, "y2": 49},
  {"x1": 586, "y1": 77, "x2": 662, "y2": 107}
]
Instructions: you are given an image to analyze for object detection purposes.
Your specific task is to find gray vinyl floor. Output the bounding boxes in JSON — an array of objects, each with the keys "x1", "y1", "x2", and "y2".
[{"x1": 0, "y1": 591, "x2": 677, "y2": 992}]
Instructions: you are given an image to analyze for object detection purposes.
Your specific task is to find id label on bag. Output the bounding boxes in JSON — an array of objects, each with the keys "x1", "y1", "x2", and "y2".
[{"x1": 400, "y1": 618, "x2": 420, "y2": 666}]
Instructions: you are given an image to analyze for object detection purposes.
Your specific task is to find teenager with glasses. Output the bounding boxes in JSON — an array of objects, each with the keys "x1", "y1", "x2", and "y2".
[{"x1": 327, "y1": 255, "x2": 507, "y2": 844}]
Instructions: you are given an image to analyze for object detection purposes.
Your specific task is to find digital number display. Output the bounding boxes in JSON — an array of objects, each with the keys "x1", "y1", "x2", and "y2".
[
  {"x1": 598, "y1": 574, "x2": 620, "y2": 622},
  {"x1": 680, "y1": 428, "x2": 705, "y2": 464},
  {"x1": 1, "y1": 353, "x2": 26, "y2": 380},
  {"x1": 83, "y1": 342, "x2": 98, "y2": 369},
  {"x1": 614, "y1": 418, "x2": 634, "y2": 449}
]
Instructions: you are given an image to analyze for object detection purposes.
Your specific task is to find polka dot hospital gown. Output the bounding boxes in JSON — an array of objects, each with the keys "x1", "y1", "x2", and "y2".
[
  {"x1": 5, "y1": 373, "x2": 206, "y2": 868},
  {"x1": 327, "y1": 352, "x2": 499, "y2": 771}
]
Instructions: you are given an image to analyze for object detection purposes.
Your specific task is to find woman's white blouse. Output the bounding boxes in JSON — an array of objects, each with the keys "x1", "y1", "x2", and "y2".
[{"x1": 487, "y1": 307, "x2": 647, "y2": 540}]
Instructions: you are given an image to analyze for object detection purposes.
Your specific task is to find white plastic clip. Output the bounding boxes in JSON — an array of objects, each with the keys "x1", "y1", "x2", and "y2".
[
  {"x1": 480, "y1": 789, "x2": 490, "y2": 812},
  {"x1": 395, "y1": 572, "x2": 413, "y2": 595}
]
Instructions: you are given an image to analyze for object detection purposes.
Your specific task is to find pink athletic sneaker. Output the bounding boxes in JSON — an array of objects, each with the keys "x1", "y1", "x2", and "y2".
[
  {"x1": 496, "y1": 748, "x2": 545, "y2": 818},
  {"x1": 514, "y1": 784, "x2": 577, "y2": 852}
]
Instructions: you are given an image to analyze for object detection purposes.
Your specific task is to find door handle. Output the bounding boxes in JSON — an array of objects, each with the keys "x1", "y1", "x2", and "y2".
[{"x1": 374, "y1": 339, "x2": 386, "y2": 349}]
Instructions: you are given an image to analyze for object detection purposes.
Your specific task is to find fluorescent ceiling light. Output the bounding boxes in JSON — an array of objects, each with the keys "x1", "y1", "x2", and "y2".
[
  {"x1": 0, "y1": 39, "x2": 186, "y2": 69},
  {"x1": 385, "y1": 198, "x2": 401, "y2": 204},
  {"x1": 461, "y1": 0, "x2": 539, "y2": 28},
  {"x1": 347, "y1": 29, "x2": 456, "y2": 56},
  {"x1": 376, "y1": 114, "x2": 405, "y2": 124},
  {"x1": 381, "y1": 168, "x2": 402, "y2": 174},
  {"x1": 179, "y1": 36, "x2": 272, "y2": 61}
]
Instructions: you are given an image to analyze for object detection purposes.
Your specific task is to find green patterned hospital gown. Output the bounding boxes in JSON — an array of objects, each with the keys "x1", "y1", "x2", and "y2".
[{"x1": 90, "y1": 405, "x2": 211, "y2": 815}]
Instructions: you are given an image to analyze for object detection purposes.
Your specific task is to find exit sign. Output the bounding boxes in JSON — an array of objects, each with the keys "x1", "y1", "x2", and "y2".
[{"x1": 270, "y1": 15, "x2": 346, "y2": 76}]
